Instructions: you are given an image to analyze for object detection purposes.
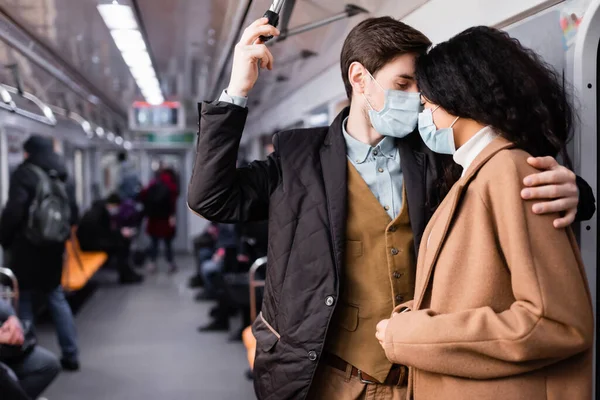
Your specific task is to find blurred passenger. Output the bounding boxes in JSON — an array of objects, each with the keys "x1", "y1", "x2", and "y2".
[
  {"x1": 231, "y1": 220, "x2": 269, "y2": 340},
  {"x1": 139, "y1": 168, "x2": 179, "y2": 274},
  {"x1": 188, "y1": 18, "x2": 595, "y2": 399},
  {"x1": 0, "y1": 135, "x2": 80, "y2": 372},
  {"x1": 0, "y1": 366, "x2": 30, "y2": 400},
  {"x1": 117, "y1": 151, "x2": 142, "y2": 201},
  {"x1": 375, "y1": 26, "x2": 594, "y2": 399},
  {"x1": 0, "y1": 298, "x2": 60, "y2": 398},
  {"x1": 77, "y1": 194, "x2": 144, "y2": 284},
  {"x1": 197, "y1": 223, "x2": 239, "y2": 332},
  {"x1": 238, "y1": 220, "x2": 268, "y2": 266},
  {"x1": 189, "y1": 223, "x2": 219, "y2": 289}
]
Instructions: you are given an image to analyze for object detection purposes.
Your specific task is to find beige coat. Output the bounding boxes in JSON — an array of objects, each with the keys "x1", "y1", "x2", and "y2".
[{"x1": 382, "y1": 137, "x2": 594, "y2": 400}]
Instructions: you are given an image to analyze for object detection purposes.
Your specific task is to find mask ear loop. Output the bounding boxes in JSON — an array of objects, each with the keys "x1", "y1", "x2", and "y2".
[
  {"x1": 363, "y1": 69, "x2": 385, "y2": 111},
  {"x1": 363, "y1": 93, "x2": 375, "y2": 111},
  {"x1": 450, "y1": 116, "x2": 460, "y2": 128}
]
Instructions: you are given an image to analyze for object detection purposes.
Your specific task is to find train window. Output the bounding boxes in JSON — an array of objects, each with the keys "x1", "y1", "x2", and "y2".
[{"x1": 6, "y1": 129, "x2": 26, "y2": 178}]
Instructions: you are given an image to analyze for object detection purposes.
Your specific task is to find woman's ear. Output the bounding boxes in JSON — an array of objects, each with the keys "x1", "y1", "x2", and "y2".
[{"x1": 348, "y1": 62, "x2": 368, "y2": 96}]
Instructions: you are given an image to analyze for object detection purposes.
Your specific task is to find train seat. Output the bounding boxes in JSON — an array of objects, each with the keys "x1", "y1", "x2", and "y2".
[{"x1": 62, "y1": 228, "x2": 108, "y2": 292}]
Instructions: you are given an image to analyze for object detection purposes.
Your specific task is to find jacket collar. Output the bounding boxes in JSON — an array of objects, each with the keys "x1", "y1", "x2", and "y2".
[
  {"x1": 414, "y1": 136, "x2": 515, "y2": 309},
  {"x1": 320, "y1": 107, "x2": 351, "y2": 279}
]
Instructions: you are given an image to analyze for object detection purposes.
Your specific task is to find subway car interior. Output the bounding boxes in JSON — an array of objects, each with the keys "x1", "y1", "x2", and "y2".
[{"x1": 0, "y1": 0, "x2": 597, "y2": 399}]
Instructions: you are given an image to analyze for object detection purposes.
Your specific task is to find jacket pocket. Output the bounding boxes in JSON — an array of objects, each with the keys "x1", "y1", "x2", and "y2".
[
  {"x1": 337, "y1": 303, "x2": 359, "y2": 332},
  {"x1": 252, "y1": 312, "x2": 280, "y2": 352}
]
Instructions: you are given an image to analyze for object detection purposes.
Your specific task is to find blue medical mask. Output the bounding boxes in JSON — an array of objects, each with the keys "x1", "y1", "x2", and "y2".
[
  {"x1": 418, "y1": 106, "x2": 460, "y2": 155},
  {"x1": 363, "y1": 71, "x2": 421, "y2": 138}
]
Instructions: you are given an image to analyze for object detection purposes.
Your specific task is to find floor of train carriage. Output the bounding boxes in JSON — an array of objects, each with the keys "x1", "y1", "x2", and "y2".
[{"x1": 36, "y1": 256, "x2": 255, "y2": 400}]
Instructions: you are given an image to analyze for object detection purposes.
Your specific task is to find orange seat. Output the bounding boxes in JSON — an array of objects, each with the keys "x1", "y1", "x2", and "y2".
[
  {"x1": 242, "y1": 325, "x2": 257, "y2": 370},
  {"x1": 62, "y1": 227, "x2": 108, "y2": 292}
]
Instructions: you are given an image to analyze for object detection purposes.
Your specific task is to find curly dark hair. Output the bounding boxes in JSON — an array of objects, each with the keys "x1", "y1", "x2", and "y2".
[{"x1": 416, "y1": 26, "x2": 574, "y2": 173}]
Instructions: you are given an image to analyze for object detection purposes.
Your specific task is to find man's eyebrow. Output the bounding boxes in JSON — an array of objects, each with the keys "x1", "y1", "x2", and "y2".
[{"x1": 397, "y1": 74, "x2": 415, "y2": 80}]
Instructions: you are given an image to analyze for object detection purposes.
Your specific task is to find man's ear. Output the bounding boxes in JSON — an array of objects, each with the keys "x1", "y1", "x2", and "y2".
[{"x1": 348, "y1": 62, "x2": 368, "y2": 97}]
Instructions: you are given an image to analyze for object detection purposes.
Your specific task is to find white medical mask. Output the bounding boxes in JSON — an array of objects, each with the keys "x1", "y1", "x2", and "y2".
[
  {"x1": 363, "y1": 71, "x2": 421, "y2": 138},
  {"x1": 418, "y1": 106, "x2": 460, "y2": 155}
]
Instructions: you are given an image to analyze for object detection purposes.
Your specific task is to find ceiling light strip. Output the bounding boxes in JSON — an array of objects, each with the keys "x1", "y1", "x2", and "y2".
[{"x1": 97, "y1": 4, "x2": 164, "y2": 105}]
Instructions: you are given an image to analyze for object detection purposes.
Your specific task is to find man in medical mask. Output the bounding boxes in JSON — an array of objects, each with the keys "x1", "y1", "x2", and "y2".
[{"x1": 188, "y1": 17, "x2": 595, "y2": 400}]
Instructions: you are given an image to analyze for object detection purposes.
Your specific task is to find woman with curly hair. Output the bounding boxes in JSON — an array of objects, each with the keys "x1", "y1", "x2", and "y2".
[{"x1": 375, "y1": 26, "x2": 594, "y2": 399}]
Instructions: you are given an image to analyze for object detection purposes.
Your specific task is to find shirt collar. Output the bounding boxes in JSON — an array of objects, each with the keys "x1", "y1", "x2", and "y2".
[
  {"x1": 453, "y1": 126, "x2": 498, "y2": 176},
  {"x1": 342, "y1": 117, "x2": 397, "y2": 164}
]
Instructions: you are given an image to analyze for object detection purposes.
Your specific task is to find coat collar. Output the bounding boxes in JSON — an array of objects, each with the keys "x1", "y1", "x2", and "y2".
[
  {"x1": 320, "y1": 107, "x2": 350, "y2": 277},
  {"x1": 396, "y1": 134, "x2": 427, "y2": 249},
  {"x1": 414, "y1": 136, "x2": 515, "y2": 309}
]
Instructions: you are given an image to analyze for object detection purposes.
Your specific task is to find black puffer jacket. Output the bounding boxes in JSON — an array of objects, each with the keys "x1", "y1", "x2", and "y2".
[
  {"x1": 0, "y1": 148, "x2": 78, "y2": 291},
  {"x1": 188, "y1": 102, "x2": 596, "y2": 400},
  {"x1": 77, "y1": 200, "x2": 121, "y2": 252}
]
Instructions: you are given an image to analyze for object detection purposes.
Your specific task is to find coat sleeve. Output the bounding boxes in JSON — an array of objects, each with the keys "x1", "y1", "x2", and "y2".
[
  {"x1": 575, "y1": 175, "x2": 596, "y2": 222},
  {"x1": 0, "y1": 365, "x2": 30, "y2": 400},
  {"x1": 0, "y1": 167, "x2": 35, "y2": 247},
  {"x1": 383, "y1": 155, "x2": 594, "y2": 380},
  {"x1": 187, "y1": 102, "x2": 281, "y2": 223}
]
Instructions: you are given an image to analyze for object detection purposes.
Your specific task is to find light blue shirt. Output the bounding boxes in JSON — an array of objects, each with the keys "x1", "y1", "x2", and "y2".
[
  {"x1": 217, "y1": 90, "x2": 404, "y2": 219},
  {"x1": 219, "y1": 90, "x2": 248, "y2": 108},
  {"x1": 342, "y1": 118, "x2": 403, "y2": 219}
]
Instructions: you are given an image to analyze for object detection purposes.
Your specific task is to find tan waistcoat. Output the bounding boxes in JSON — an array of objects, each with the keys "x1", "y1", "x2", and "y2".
[{"x1": 325, "y1": 161, "x2": 416, "y2": 382}]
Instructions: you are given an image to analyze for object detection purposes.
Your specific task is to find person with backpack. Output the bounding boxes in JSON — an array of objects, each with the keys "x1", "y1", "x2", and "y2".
[
  {"x1": 139, "y1": 167, "x2": 179, "y2": 274},
  {"x1": 0, "y1": 135, "x2": 80, "y2": 372},
  {"x1": 77, "y1": 194, "x2": 144, "y2": 284}
]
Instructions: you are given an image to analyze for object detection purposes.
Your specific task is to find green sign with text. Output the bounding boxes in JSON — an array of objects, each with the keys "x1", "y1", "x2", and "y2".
[{"x1": 141, "y1": 132, "x2": 195, "y2": 144}]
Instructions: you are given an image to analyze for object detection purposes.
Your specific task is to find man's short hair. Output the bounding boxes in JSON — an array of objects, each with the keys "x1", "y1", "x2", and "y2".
[
  {"x1": 340, "y1": 17, "x2": 431, "y2": 98},
  {"x1": 106, "y1": 193, "x2": 122, "y2": 206},
  {"x1": 117, "y1": 152, "x2": 127, "y2": 162}
]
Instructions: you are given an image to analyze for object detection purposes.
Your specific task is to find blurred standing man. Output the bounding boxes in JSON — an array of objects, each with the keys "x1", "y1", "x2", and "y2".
[
  {"x1": 117, "y1": 151, "x2": 142, "y2": 201},
  {"x1": 0, "y1": 135, "x2": 80, "y2": 372},
  {"x1": 188, "y1": 18, "x2": 595, "y2": 400}
]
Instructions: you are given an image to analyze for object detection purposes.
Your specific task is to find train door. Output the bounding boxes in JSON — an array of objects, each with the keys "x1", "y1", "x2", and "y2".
[
  {"x1": 74, "y1": 148, "x2": 85, "y2": 210},
  {"x1": 147, "y1": 151, "x2": 188, "y2": 253},
  {"x1": 0, "y1": 127, "x2": 8, "y2": 208},
  {"x1": 0, "y1": 126, "x2": 6, "y2": 266},
  {"x1": 573, "y1": 0, "x2": 600, "y2": 394},
  {"x1": 63, "y1": 141, "x2": 86, "y2": 211}
]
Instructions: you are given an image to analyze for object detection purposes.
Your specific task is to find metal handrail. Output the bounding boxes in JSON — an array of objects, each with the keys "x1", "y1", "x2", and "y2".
[
  {"x1": 1, "y1": 84, "x2": 57, "y2": 125},
  {"x1": 249, "y1": 256, "x2": 267, "y2": 322},
  {"x1": 0, "y1": 266, "x2": 19, "y2": 312}
]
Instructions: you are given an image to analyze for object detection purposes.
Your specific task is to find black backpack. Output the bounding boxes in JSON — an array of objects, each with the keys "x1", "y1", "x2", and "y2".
[
  {"x1": 24, "y1": 164, "x2": 72, "y2": 245},
  {"x1": 143, "y1": 182, "x2": 171, "y2": 218}
]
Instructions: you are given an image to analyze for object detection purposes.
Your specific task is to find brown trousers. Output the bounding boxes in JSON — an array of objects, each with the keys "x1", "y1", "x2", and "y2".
[{"x1": 307, "y1": 364, "x2": 408, "y2": 400}]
